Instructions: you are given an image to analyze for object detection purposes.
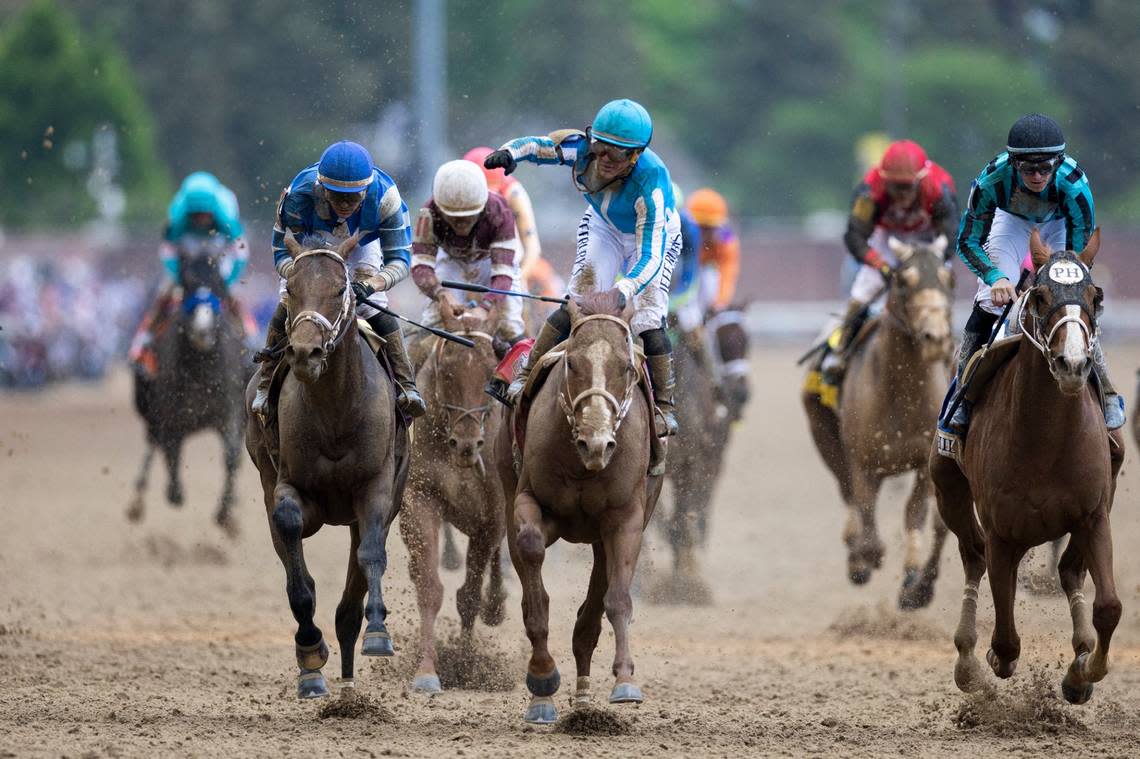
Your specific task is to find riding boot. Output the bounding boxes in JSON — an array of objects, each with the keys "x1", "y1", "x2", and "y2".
[
  {"x1": 646, "y1": 351, "x2": 679, "y2": 437},
  {"x1": 373, "y1": 323, "x2": 427, "y2": 418},
  {"x1": 945, "y1": 328, "x2": 987, "y2": 434},
  {"x1": 1091, "y1": 341, "x2": 1125, "y2": 430},
  {"x1": 251, "y1": 301, "x2": 288, "y2": 419},
  {"x1": 820, "y1": 297, "x2": 868, "y2": 384},
  {"x1": 507, "y1": 308, "x2": 570, "y2": 403},
  {"x1": 484, "y1": 331, "x2": 526, "y2": 401}
]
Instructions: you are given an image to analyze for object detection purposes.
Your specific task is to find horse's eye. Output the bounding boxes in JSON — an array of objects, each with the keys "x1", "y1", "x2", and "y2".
[{"x1": 337, "y1": 286, "x2": 346, "y2": 297}]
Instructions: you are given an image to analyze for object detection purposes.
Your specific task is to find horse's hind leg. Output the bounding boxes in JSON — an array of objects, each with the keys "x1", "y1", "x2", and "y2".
[
  {"x1": 1062, "y1": 511, "x2": 1122, "y2": 704},
  {"x1": 900, "y1": 468, "x2": 931, "y2": 594},
  {"x1": 399, "y1": 495, "x2": 444, "y2": 692},
  {"x1": 508, "y1": 487, "x2": 560, "y2": 724},
  {"x1": 602, "y1": 502, "x2": 648, "y2": 706},
  {"x1": 215, "y1": 417, "x2": 242, "y2": 537},
  {"x1": 571, "y1": 541, "x2": 608, "y2": 706},
  {"x1": 985, "y1": 536, "x2": 1027, "y2": 679},
  {"x1": 269, "y1": 484, "x2": 328, "y2": 699},
  {"x1": 161, "y1": 436, "x2": 184, "y2": 507},
  {"x1": 1057, "y1": 536, "x2": 1095, "y2": 664},
  {"x1": 481, "y1": 541, "x2": 507, "y2": 627},
  {"x1": 334, "y1": 524, "x2": 367, "y2": 687},
  {"x1": 126, "y1": 440, "x2": 156, "y2": 522},
  {"x1": 900, "y1": 510, "x2": 948, "y2": 611},
  {"x1": 440, "y1": 523, "x2": 463, "y2": 571}
]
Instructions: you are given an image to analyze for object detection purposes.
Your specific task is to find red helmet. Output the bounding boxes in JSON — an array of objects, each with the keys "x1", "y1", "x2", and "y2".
[
  {"x1": 463, "y1": 146, "x2": 506, "y2": 193},
  {"x1": 879, "y1": 140, "x2": 930, "y2": 183}
]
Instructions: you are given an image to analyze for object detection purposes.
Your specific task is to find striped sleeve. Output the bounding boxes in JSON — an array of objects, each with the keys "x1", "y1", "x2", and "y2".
[
  {"x1": 956, "y1": 179, "x2": 1002, "y2": 286},
  {"x1": 1059, "y1": 164, "x2": 1095, "y2": 254},
  {"x1": 374, "y1": 183, "x2": 412, "y2": 266},
  {"x1": 271, "y1": 187, "x2": 300, "y2": 277},
  {"x1": 503, "y1": 131, "x2": 583, "y2": 167},
  {"x1": 618, "y1": 185, "x2": 668, "y2": 299}
]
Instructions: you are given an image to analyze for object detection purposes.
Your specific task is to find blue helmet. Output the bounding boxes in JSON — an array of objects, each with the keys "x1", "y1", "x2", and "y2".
[
  {"x1": 591, "y1": 99, "x2": 653, "y2": 150},
  {"x1": 317, "y1": 141, "x2": 375, "y2": 193}
]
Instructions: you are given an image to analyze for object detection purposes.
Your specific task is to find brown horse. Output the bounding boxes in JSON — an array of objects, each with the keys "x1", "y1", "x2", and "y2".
[
  {"x1": 244, "y1": 233, "x2": 409, "y2": 699},
  {"x1": 400, "y1": 305, "x2": 507, "y2": 694},
  {"x1": 931, "y1": 229, "x2": 1124, "y2": 704},
  {"x1": 493, "y1": 297, "x2": 663, "y2": 724},
  {"x1": 803, "y1": 236, "x2": 953, "y2": 605}
]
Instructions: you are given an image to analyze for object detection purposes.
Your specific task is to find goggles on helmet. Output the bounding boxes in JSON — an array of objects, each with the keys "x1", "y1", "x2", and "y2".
[
  {"x1": 589, "y1": 136, "x2": 638, "y2": 162},
  {"x1": 1014, "y1": 155, "x2": 1063, "y2": 177}
]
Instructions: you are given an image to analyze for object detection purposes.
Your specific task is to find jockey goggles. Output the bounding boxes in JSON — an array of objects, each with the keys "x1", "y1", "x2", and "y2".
[
  {"x1": 1014, "y1": 155, "x2": 1063, "y2": 177},
  {"x1": 886, "y1": 180, "x2": 919, "y2": 196},
  {"x1": 589, "y1": 137, "x2": 639, "y2": 162}
]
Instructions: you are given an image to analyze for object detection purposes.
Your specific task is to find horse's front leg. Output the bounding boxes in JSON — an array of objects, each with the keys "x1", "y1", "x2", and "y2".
[
  {"x1": 1061, "y1": 510, "x2": 1122, "y2": 704},
  {"x1": 601, "y1": 497, "x2": 648, "y2": 706},
  {"x1": 457, "y1": 519, "x2": 497, "y2": 642},
  {"x1": 571, "y1": 541, "x2": 608, "y2": 706},
  {"x1": 126, "y1": 439, "x2": 156, "y2": 522},
  {"x1": 846, "y1": 467, "x2": 884, "y2": 584},
  {"x1": 161, "y1": 435, "x2": 184, "y2": 507},
  {"x1": 985, "y1": 536, "x2": 1026, "y2": 679},
  {"x1": 356, "y1": 480, "x2": 396, "y2": 659},
  {"x1": 508, "y1": 487, "x2": 560, "y2": 724},
  {"x1": 215, "y1": 413, "x2": 243, "y2": 537},
  {"x1": 334, "y1": 523, "x2": 367, "y2": 688},
  {"x1": 398, "y1": 491, "x2": 445, "y2": 693},
  {"x1": 269, "y1": 482, "x2": 328, "y2": 699}
]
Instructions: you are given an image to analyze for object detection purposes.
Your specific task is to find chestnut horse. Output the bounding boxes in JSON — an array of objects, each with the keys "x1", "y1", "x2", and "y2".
[
  {"x1": 244, "y1": 233, "x2": 409, "y2": 699},
  {"x1": 494, "y1": 297, "x2": 663, "y2": 724},
  {"x1": 400, "y1": 306, "x2": 507, "y2": 693},
  {"x1": 803, "y1": 236, "x2": 953, "y2": 605},
  {"x1": 931, "y1": 229, "x2": 1124, "y2": 704}
]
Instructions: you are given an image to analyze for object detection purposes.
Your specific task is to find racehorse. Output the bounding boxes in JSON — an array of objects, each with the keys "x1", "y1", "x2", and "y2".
[
  {"x1": 494, "y1": 295, "x2": 663, "y2": 724},
  {"x1": 656, "y1": 309, "x2": 751, "y2": 599},
  {"x1": 244, "y1": 233, "x2": 410, "y2": 699},
  {"x1": 931, "y1": 229, "x2": 1124, "y2": 704},
  {"x1": 802, "y1": 236, "x2": 953, "y2": 605},
  {"x1": 128, "y1": 238, "x2": 248, "y2": 535},
  {"x1": 400, "y1": 305, "x2": 507, "y2": 693}
]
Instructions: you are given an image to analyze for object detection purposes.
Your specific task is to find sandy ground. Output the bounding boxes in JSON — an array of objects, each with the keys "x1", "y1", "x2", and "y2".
[{"x1": 4, "y1": 345, "x2": 1140, "y2": 758}]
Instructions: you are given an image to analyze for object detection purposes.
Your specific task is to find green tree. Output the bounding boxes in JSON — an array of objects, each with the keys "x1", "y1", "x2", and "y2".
[{"x1": 0, "y1": 0, "x2": 167, "y2": 228}]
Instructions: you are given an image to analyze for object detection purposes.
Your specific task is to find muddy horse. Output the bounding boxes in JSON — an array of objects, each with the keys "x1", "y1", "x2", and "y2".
[
  {"x1": 129, "y1": 240, "x2": 249, "y2": 535},
  {"x1": 244, "y1": 233, "x2": 410, "y2": 698},
  {"x1": 494, "y1": 296, "x2": 663, "y2": 724},
  {"x1": 400, "y1": 306, "x2": 508, "y2": 693},
  {"x1": 803, "y1": 236, "x2": 953, "y2": 606},
  {"x1": 931, "y1": 229, "x2": 1124, "y2": 704}
]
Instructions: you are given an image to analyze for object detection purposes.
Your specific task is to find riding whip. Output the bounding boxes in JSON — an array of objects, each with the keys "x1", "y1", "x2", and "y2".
[
  {"x1": 439, "y1": 280, "x2": 569, "y2": 304},
  {"x1": 357, "y1": 297, "x2": 476, "y2": 348}
]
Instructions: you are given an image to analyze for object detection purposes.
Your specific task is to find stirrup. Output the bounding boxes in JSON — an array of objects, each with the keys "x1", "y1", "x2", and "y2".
[{"x1": 485, "y1": 377, "x2": 513, "y2": 409}]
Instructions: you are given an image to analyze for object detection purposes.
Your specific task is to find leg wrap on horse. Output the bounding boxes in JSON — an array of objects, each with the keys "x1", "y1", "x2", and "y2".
[
  {"x1": 367, "y1": 315, "x2": 426, "y2": 418},
  {"x1": 642, "y1": 327, "x2": 678, "y2": 437}
]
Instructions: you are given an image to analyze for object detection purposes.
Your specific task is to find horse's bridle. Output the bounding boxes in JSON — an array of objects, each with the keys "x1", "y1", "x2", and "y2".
[
  {"x1": 429, "y1": 330, "x2": 495, "y2": 440},
  {"x1": 286, "y1": 249, "x2": 353, "y2": 364},
  {"x1": 1019, "y1": 259, "x2": 1098, "y2": 370},
  {"x1": 557, "y1": 314, "x2": 639, "y2": 437}
]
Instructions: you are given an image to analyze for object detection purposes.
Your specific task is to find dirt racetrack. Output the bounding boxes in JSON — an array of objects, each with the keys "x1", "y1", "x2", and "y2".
[{"x1": 4, "y1": 345, "x2": 1140, "y2": 758}]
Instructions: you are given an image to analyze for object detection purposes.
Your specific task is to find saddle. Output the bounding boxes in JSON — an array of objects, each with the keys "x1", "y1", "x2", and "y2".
[
  {"x1": 802, "y1": 316, "x2": 882, "y2": 411},
  {"x1": 509, "y1": 347, "x2": 667, "y2": 477}
]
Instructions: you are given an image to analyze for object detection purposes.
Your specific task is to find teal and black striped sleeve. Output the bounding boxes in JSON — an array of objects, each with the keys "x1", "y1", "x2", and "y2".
[
  {"x1": 956, "y1": 160, "x2": 1005, "y2": 286},
  {"x1": 1056, "y1": 159, "x2": 1095, "y2": 254}
]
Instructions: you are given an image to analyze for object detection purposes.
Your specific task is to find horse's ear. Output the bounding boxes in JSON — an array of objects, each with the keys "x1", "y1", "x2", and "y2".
[
  {"x1": 887, "y1": 236, "x2": 913, "y2": 261},
  {"x1": 1029, "y1": 228, "x2": 1052, "y2": 269},
  {"x1": 284, "y1": 229, "x2": 304, "y2": 259},
  {"x1": 620, "y1": 292, "x2": 636, "y2": 324},
  {"x1": 1078, "y1": 227, "x2": 1101, "y2": 268},
  {"x1": 337, "y1": 232, "x2": 361, "y2": 258},
  {"x1": 931, "y1": 234, "x2": 948, "y2": 258},
  {"x1": 564, "y1": 298, "x2": 581, "y2": 324}
]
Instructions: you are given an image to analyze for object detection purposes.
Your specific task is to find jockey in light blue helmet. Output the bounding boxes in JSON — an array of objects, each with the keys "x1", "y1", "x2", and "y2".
[{"x1": 484, "y1": 98, "x2": 684, "y2": 439}]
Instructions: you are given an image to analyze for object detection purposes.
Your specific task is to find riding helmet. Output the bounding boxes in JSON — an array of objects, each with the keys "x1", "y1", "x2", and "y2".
[
  {"x1": 433, "y1": 159, "x2": 489, "y2": 217},
  {"x1": 590, "y1": 99, "x2": 653, "y2": 150},
  {"x1": 317, "y1": 141, "x2": 375, "y2": 192},
  {"x1": 1006, "y1": 114, "x2": 1066, "y2": 156}
]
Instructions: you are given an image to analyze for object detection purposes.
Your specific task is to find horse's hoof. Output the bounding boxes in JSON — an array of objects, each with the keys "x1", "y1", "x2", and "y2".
[
  {"x1": 412, "y1": 674, "x2": 442, "y2": 694},
  {"x1": 361, "y1": 630, "x2": 394, "y2": 657},
  {"x1": 126, "y1": 498, "x2": 144, "y2": 523},
  {"x1": 481, "y1": 594, "x2": 507, "y2": 627},
  {"x1": 898, "y1": 577, "x2": 935, "y2": 611},
  {"x1": 609, "y1": 682, "x2": 643, "y2": 704},
  {"x1": 215, "y1": 511, "x2": 239, "y2": 539},
  {"x1": 297, "y1": 670, "x2": 330, "y2": 699},
  {"x1": 524, "y1": 696, "x2": 557, "y2": 725},
  {"x1": 526, "y1": 667, "x2": 561, "y2": 697},
  {"x1": 1061, "y1": 680, "x2": 1094, "y2": 705},
  {"x1": 986, "y1": 648, "x2": 1017, "y2": 679},
  {"x1": 848, "y1": 566, "x2": 872, "y2": 585},
  {"x1": 166, "y1": 482, "x2": 184, "y2": 507}
]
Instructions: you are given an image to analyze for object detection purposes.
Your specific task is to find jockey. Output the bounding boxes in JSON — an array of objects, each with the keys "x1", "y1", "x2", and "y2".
[
  {"x1": 685, "y1": 188, "x2": 741, "y2": 316},
  {"x1": 484, "y1": 98, "x2": 683, "y2": 436},
  {"x1": 463, "y1": 146, "x2": 544, "y2": 287},
  {"x1": 411, "y1": 159, "x2": 526, "y2": 346},
  {"x1": 128, "y1": 171, "x2": 250, "y2": 377},
  {"x1": 252, "y1": 140, "x2": 426, "y2": 419},
  {"x1": 821, "y1": 140, "x2": 958, "y2": 382},
  {"x1": 945, "y1": 113, "x2": 1122, "y2": 433}
]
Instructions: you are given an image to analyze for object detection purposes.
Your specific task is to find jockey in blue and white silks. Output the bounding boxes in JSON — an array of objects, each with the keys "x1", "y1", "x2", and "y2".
[
  {"x1": 940, "y1": 113, "x2": 1121, "y2": 444},
  {"x1": 484, "y1": 98, "x2": 683, "y2": 436},
  {"x1": 253, "y1": 140, "x2": 425, "y2": 419}
]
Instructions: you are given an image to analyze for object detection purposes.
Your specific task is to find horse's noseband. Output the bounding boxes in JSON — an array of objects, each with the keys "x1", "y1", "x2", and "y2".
[
  {"x1": 558, "y1": 314, "x2": 638, "y2": 438},
  {"x1": 286, "y1": 249, "x2": 353, "y2": 364},
  {"x1": 431, "y1": 330, "x2": 495, "y2": 439}
]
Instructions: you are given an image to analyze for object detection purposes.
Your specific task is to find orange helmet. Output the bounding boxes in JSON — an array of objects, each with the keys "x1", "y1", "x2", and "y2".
[
  {"x1": 686, "y1": 188, "x2": 729, "y2": 227},
  {"x1": 878, "y1": 140, "x2": 930, "y2": 183},
  {"x1": 463, "y1": 146, "x2": 506, "y2": 193}
]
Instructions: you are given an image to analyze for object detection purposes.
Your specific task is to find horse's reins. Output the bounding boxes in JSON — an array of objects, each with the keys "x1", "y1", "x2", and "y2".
[
  {"x1": 286, "y1": 249, "x2": 354, "y2": 366},
  {"x1": 557, "y1": 314, "x2": 639, "y2": 437}
]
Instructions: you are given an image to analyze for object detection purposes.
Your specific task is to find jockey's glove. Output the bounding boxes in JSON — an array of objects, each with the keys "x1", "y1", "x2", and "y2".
[
  {"x1": 878, "y1": 264, "x2": 893, "y2": 281},
  {"x1": 485, "y1": 150, "x2": 517, "y2": 176},
  {"x1": 352, "y1": 281, "x2": 375, "y2": 303}
]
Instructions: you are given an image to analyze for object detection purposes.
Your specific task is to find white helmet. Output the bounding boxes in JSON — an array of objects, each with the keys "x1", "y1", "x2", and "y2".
[{"x1": 433, "y1": 159, "x2": 488, "y2": 217}]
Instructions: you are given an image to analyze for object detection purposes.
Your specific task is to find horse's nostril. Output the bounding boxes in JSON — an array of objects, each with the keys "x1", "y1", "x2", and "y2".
[
  {"x1": 476, "y1": 439, "x2": 485, "y2": 449},
  {"x1": 448, "y1": 438, "x2": 458, "y2": 449},
  {"x1": 605, "y1": 440, "x2": 616, "y2": 453},
  {"x1": 576, "y1": 439, "x2": 589, "y2": 456}
]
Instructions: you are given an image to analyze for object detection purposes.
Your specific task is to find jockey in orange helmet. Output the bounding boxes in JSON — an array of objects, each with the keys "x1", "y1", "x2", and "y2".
[
  {"x1": 685, "y1": 188, "x2": 740, "y2": 316},
  {"x1": 464, "y1": 146, "x2": 544, "y2": 287},
  {"x1": 820, "y1": 139, "x2": 958, "y2": 383}
]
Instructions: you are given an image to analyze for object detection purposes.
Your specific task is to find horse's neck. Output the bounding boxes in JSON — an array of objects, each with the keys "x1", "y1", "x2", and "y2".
[
  {"x1": 874, "y1": 317, "x2": 936, "y2": 395},
  {"x1": 1004, "y1": 343, "x2": 1090, "y2": 430}
]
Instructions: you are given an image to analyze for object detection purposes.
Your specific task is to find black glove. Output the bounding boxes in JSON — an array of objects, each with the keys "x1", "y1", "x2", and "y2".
[
  {"x1": 484, "y1": 149, "x2": 517, "y2": 176},
  {"x1": 352, "y1": 281, "x2": 375, "y2": 303}
]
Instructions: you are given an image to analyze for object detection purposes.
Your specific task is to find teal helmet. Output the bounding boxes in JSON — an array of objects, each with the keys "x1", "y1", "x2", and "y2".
[
  {"x1": 172, "y1": 172, "x2": 222, "y2": 218},
  {"x1": 590, "y1": 99, "x2": 653, "y2": 150}
]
